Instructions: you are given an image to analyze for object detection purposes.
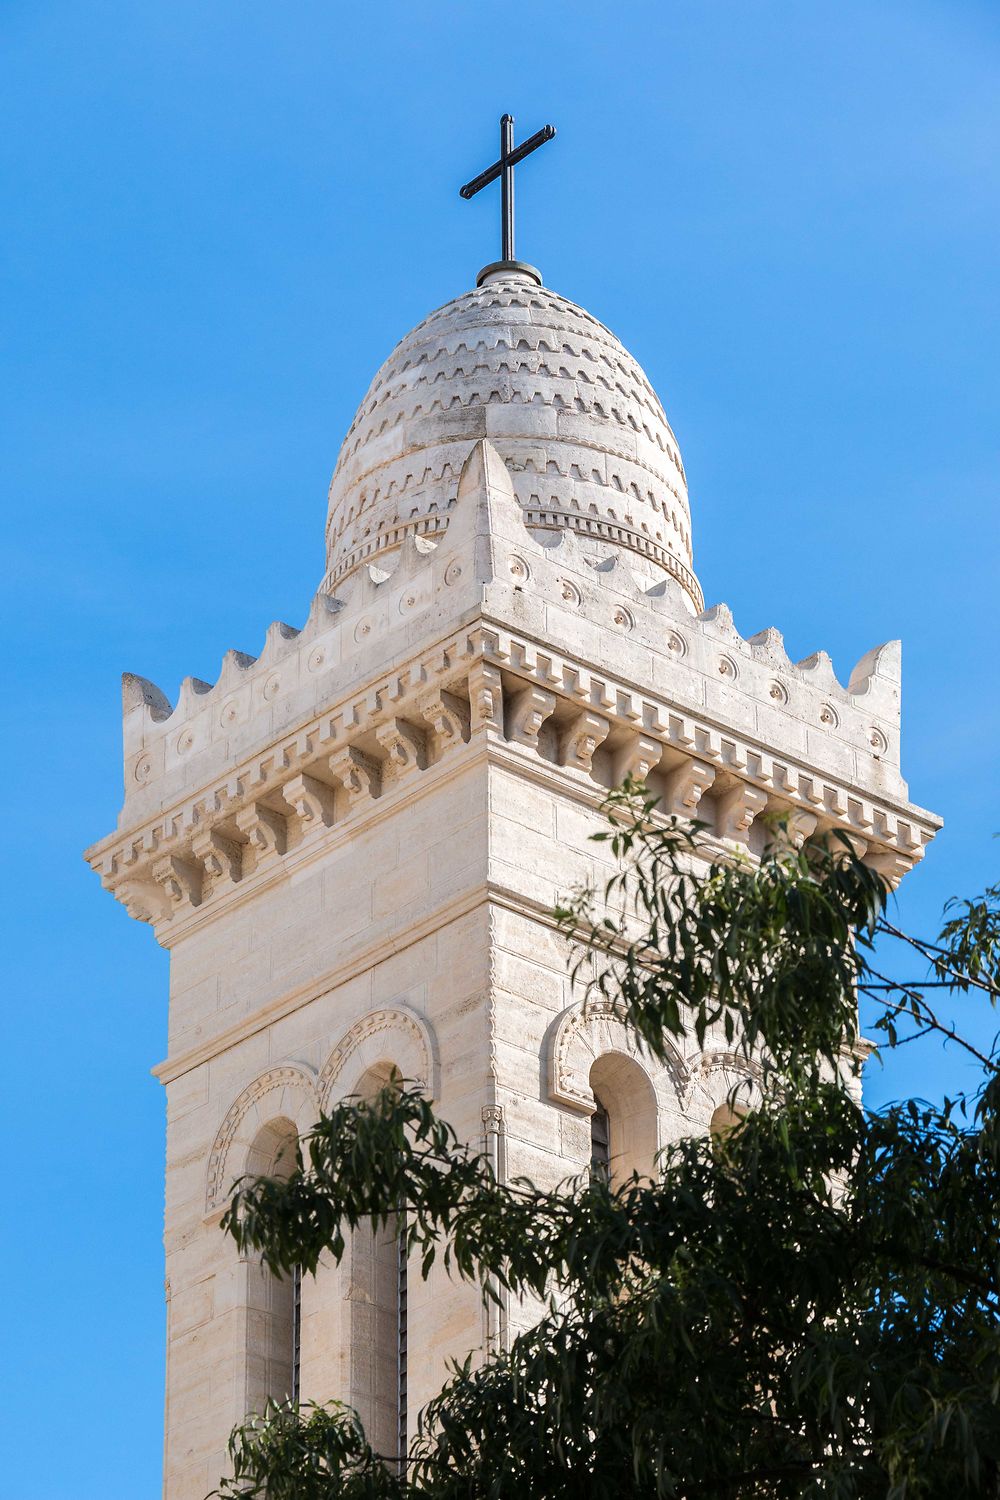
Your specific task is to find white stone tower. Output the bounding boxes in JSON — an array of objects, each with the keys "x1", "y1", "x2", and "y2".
[{"x1": 86, "y1": 261, "x2": 939, "y2": 1500}]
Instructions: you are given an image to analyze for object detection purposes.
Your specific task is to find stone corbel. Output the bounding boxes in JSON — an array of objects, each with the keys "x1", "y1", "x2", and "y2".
[
  {"x1": 152, "y1": 855, "x2": 203, "y2": 910},
  {"x1": 785, "y1": 808, "x2": 818, "y2": 849},
  {"x1": 762, "y1": 805, "x2": 818, "y2": 852},
  {"x1": 830, "y1": 829, "x2": 869, "y2": 861},
  {"x1": 506, "y1": 685, "x2": 557, "y2": 749},
  {"x1": 191, "y1": 829, "x2": 243, "y2": 893},
  {"x1": 283, "y1": 772, "x2": 338, "y2": 831},
  {"x1": 612, "y1": 732, "x2": 663, "y2": 787},
  {"x1": 864, "y1": 849, "x2": 912, "y2": 890},
  {"x1": 374, "y1": 717, "x2": 428, "y2": 778},
  {"x1": 117, "y1": 877, "x2": 171, "y2": 924},
  {"x1": 467, "y1": 661, "x2": 504, "y2": 736},
  {"x1": 559, "y1": 710, "x2": 611, "y2": 773},
  {"x1": 714, "y1": 782, "x2": 769, "y2": 844},
  {"x1": 417, "y1": 688, "x2": 470, "y2": 752},
  {"x1": 235, "y1": 802, "x2": 288, "y2": 859},
  {"x1": 663, "y1": 757, "x2": 716, "y2": 818},
  {"x1": 327, "y1": 745, "x2": 381, "y2": 804}
]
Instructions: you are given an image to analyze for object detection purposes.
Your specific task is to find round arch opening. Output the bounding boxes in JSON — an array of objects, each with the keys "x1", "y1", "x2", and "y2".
[{"x1": 588, "y1": 1051, "x2": 658, "y2": 1185}]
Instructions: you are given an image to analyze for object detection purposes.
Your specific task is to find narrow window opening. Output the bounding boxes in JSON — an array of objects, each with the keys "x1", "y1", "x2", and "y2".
[
  {"x1": 291, "y1": 1263, "x2": 302, "y2": 1403},
  {"x1": 396, "y1": 1206, "x2": 408, "y2": 1472},
  {"x1": 349, "y1": 1066, "x2": 408, "y2": 1467},
  {"x1": 243, "y1": 1118, "x2": 299, "y2": 1418},
  {"x1": 590, "y1": 1095, "x2": 611, "y2": 1183}
]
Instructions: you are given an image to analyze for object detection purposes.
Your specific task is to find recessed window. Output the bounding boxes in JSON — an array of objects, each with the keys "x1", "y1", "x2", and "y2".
[
  {"x1": 588, "y1": 1054, "x2": 658, "y2": 1186},
  {"x1": 710, "y1": 1101, "x2": 746, "y2": 1140},
  {"x1": 348, "y1": 1065, "x2": 407, "y2": 1469},
  {"x1": 590, "y1": 1095, "x2": 611, "y2": 1183},
  {"x1": 243, "y1": 1118, "x2": 299, "y2": 1417}
]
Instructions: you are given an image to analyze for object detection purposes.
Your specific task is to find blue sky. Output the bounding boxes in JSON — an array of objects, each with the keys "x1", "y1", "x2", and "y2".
[{"x1": 2, "y1": 2, "x2": 998, "y2": 1494}]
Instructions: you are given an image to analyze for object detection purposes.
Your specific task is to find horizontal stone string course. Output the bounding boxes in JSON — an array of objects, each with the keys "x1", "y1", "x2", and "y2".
[{"x1": 90, "y1": 628, "x2": 936, "y2": 930}]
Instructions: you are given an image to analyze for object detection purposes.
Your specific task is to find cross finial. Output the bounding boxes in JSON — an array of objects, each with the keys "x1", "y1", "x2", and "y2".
[{"x1": 460, "y1": 114, "x2": 556, "y2": 283}]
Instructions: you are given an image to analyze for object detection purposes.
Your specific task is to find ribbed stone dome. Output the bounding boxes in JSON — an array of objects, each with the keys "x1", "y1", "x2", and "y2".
[{"x1": 323, "y1": 267, "x2": 702, "y2": 611}]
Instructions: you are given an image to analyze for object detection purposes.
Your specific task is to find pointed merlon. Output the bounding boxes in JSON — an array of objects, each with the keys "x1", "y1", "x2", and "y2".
[
  {"x1": 176, "y1": 676, "x2": 214, "y2": 714},
  {"x1": 217, "y1": 649, "x2": 257, "y2": 694},
  {"x1": 442, "y1": 438, "x2": 532, "y2": 583},
  {"x1": 795, "y1": 650, "x2": 840, "y2": 690},
  {"x1": 747, "y1": 627, "x2": 790, "y2": 670},
  {"x1": 122, "y1": 672, "x2": 173, "y2": 722},
  {"x1": 697, "y1": 603, "x2": 736, "y2": 635},
  {"x1": 259, "y1": 621, "x2": 301, "y2": 665},
  {"x1": 304, "y1": 590, "x2": 346, "y2": 634},
  {"x1": 848, "y1": 640, "x2": 901, "y2": 696},
  {"x1": 457, "y1": 437, "x2": 518, "y2": 508}
]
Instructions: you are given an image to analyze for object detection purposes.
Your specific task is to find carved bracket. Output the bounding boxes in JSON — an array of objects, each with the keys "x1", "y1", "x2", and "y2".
[
  {"x1": 864, "y1": 849, "x2": 912, "y2": 890},
  {"x1": 663, "y1": 758, "x2": 715, "y2": 817},
  {"x1": 468, "y1": 661, "x2": 504, "y2": 736},
  {"x1": 417, "y1": 687, "x2": 471, "y2": 750},
  {"x1": 374, "y1": 717, "x2": 428, "y2": 778},
  {"x1": 559, "y1": 710, "x2": 611, "y2": 773},
  {"x1": 152, "y1": 855, "x2": 203, "y2": 909},
  {"x1": 117, "y1": 877, "x2": 171, "y2": 923},
  {"x1": 191, "y1": 828, "x2": 242, "y2": 893},
  {"x1": 328, "y1": 745, "x2": 381, "y2": 803},
  {"x1": 613, "y1": 731, "x2": 663, "y2": 787},
  {"x1": 715, "y1": 782, "x2": 769, "y2": 844},
  {"x1": 507, "y1": 685, "x2": 557, "y2": 748},
  {"x1": 761, "y1": 805, "x2": 818, "y2": 852},
  {"x1": 283, "y1": 772, "x2": 338, "y2": 831},
  {"x1": 235, "y1": 802, "x2": 288, "y2": 859},
  {"x1": 785, "y1": 807, "x2": 818, "y2": 849}
]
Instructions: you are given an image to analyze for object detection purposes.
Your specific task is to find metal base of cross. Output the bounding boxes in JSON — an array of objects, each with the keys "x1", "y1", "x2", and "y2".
[{"x1": 476, "y1": 259, "x2": 543, "y2": 288}]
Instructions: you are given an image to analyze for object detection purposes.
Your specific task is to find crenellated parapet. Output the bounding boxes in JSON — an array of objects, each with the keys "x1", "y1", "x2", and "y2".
[
  {"x1": 85, "y1": 439, "x2": 939, "y2": 940},
  {"x1": 111, "y1": 436, "x2": 913, "y2": 821}
]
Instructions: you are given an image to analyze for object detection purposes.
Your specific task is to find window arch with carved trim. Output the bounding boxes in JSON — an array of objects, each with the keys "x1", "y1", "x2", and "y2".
[
  {"x1": 549, "y1": 1000, "x2": 686, "y2": 1182},
  {"x1": 684, "y1": 1051, "x2": 762, "y2": 1141}
]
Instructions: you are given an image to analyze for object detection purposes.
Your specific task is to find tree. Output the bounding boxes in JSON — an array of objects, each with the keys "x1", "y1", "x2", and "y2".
[{"x1": 213, "y1": 786, "x2": 1000, "y2": 1499}]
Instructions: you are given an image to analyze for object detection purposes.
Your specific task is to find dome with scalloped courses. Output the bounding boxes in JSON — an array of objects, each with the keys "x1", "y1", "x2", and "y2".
[{"x1": 323, "y1": 267, "x2": 702, "y2": 612}]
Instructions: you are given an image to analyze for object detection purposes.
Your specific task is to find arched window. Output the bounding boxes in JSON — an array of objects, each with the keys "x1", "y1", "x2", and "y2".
[
  {"x1": 348, "y1": 1064, "x2": 407, "y2": 1468},
  {"x1": 243, "y1": 1117, "x2": 300, "y2": 1416},
  {"x1": 710, "y1": 1101, "x2": 746, "y2": 1141},
  {"x1": 588, "y1": 1054, "x2": 658, "y2": 1186}
]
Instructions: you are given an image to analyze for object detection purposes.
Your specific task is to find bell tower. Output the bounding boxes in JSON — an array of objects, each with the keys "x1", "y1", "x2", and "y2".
[{"x1": 86, "y1": 262, "x2": 939, "y2": 1499}]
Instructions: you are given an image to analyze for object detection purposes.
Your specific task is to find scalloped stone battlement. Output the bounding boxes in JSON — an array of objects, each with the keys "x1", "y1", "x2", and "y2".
[
  {"x1": 90, "y1": 437, "x2": 938, "y2": 937},
  {"x1": 111, "y1": 439, "x2": 910, "y2": 836}
]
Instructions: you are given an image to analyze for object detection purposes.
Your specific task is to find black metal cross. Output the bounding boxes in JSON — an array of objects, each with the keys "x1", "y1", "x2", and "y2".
[{"x1": 460, "y1": 114, "x2": 556, "y2": 265}]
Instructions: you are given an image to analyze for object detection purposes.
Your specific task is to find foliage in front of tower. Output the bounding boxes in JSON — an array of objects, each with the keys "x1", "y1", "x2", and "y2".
[{"x1": 214, "y1": 786, "x2": 1000, "y2": 1499}]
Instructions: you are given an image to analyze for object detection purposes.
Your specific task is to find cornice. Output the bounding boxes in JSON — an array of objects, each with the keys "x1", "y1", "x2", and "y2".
[{"x1": 88, "y1": 609, "x2": 939, "y2": 948}]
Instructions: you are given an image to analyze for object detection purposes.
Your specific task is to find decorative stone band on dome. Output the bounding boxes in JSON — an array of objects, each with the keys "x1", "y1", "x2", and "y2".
[{"x1": 323, "y1": 271, "x2": 702, "y2": 613}]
